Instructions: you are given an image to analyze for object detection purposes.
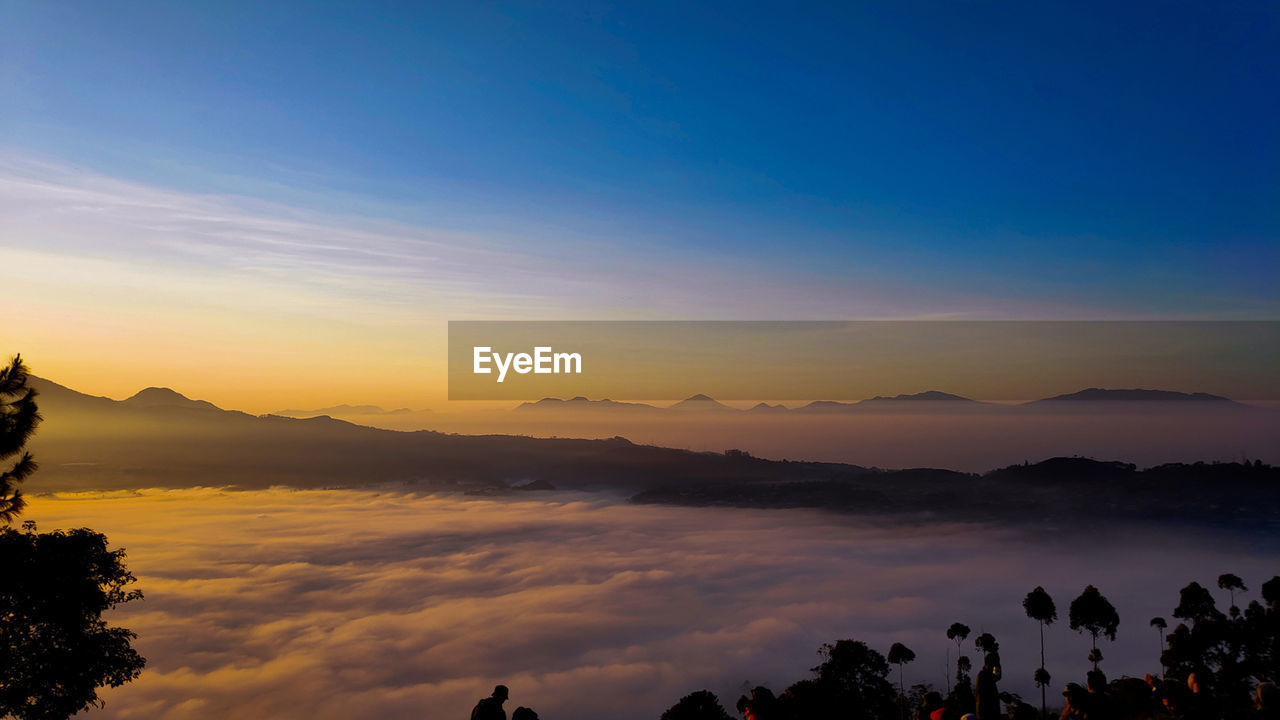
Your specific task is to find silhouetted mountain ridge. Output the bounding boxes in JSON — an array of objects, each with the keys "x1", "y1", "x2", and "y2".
[
  {"x1": 275, "y1": 404, "x2": 419, "y2": 417},
  {"x1": 512, "y1": 387, "x2": 1249, "y2": 413},
  {"x1": 123, "y1": 387, "x2": 222, "y2": 411},
  {"x1": 1033, "y1": 388, "x2": 1236, "y2": 404},
  {"x1": 632, "y1": 456, "x2": 1278, "y2": 529},
  {"x1": 26, "y1": 375, "x2": 1274, "y2": 530}
]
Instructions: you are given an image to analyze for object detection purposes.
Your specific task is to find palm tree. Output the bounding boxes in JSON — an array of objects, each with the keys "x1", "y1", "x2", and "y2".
[
  {"x1": 1023, "y1": 587, "x2": 1057, "y2": 720},
  {"x1": 1068, "y1": 585, "x2": 1119, "y2": 671},
  {"x1": 1217, "y1": 573, "x2": 1247, "y2": 618},
  {"x1": 0, "y1": 354, "x2": 41, "y2": 523},
  {"x1": 888, "y1": 642, "x2": 916, "y2": 720}
]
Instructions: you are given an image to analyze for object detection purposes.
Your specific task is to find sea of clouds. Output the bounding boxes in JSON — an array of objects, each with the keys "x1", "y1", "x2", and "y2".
[{"x1": 26, "y1": 489, "x2": 1279, "y2": 720}]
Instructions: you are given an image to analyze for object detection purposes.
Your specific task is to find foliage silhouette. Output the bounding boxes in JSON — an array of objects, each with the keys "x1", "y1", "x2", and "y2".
[
  {"x1": 660, "y1": 689, "x2": 733, "y2": 720},
  {"x1": 947, "y1": 622, "x2": 971, "y2": 687},
  {"x1": 1218, "y1": 574, "x2": 1247, "y2": 618},
  {"x1": 0, "y1": 522, "x2": 146, "y2": 720},
  {"x1": 975, "y1": 633, "x2": 1000, "y2": 656},
  {"x1": 0, "y1": 355, "x2": 40, "y2": 523},
  {"x1": 0, "y1": 354, "x2": 146, "y2": 720},
  {"x1": 1151, "y1": 616, "x2": 1168, "y2": 673},
  {"x1": 660, "y1": 574, "x2": 1280, "y2": 720},
  {"x1": 1023, "y1": 586, "x2": 1057, "y2": 720},
  {"x1": 889, "y1": 642, "x2": 917, "y2": 720},
  {"x1": 811, "y1": 639, "x2": 898, "y2": 720},
  {"x1": 1068, "y1": 585, "x2": 1119, "y2": 671}
]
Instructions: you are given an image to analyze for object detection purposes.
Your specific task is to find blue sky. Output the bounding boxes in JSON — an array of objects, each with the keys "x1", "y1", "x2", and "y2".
[{"x1": 3, "y1": 0, "x2": 1278, "y2": 319}]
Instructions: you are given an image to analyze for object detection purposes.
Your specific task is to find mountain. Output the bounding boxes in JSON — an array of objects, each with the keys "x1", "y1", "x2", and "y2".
[
  {"x1": 517, "y1": 394, "x2": 738, "y2": 413},
  {"x1": 27, "y1": 376, "x2": 118, "y2": 411},
  {"x1": 23, "y1": 377, "x2": 863, "y2": 493},
  {"x1": 21, "y1": 375, "x2": 1276, "y2": 530},
  {"x1": 633, "y1": 456, "x2": 1280, "y2": 528},
  {"x1": 859, "y1": 390, "x2": 979, "y2": 403},
  {"x1": 514, "y1": 397, "x2": 660, "y2": 412},
  {"x1": 794, "y1": 391, "x2": 980, "y2": 413},
  {"x1": 275, "y1": 404, "x2": 419, "y2": 417},
  {"x1": 122, "y1": 387, "x2": 222, "y2": 411},
  {"x1": 793, "y1": 400, "x2": 858, "y2": 413},
  {"x1": 1030, "y1": 388, "x2": 1236, "y2": 404},
  {"x1": 747, "y1": 402, "x2": 789, "y2": 414},
  {"x1": 667, "y1": 394, "x2": 735, "y2": 412}
]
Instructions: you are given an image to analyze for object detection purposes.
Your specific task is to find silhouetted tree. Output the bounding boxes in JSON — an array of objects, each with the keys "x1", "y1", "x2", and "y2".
[
  {"x1": 888, "y1": 642, "x2": 916, "y2": 719},
  {"x1": 1150, "y1": 616, "x2": 1167, "y2": 670},
  {"x1": 1176, "y1": 581, "x2": 1227, "y2": 625},
  {"x1": 1164, "y1": 583, "x2": 1223, "y2": 682},
  {"x1": 1242, "y1": 576, "x2": 1280, "y2": 685},
  {"x1": 0, "y1": 354, "x2": 146, "y2": 720},
  {"x1": 1032, "y1": 668, "x2": 1050, "y2": 704},
  {"x1": 1068, "y1": 585, "x2": 1118, "y2": 671},
  {"x1": 947, "y1": 622, "x2": 970, "y2": 682},
  {"x1": 735, "y1": 686, "x2": 779, "y2": 720},
  {"x1": 999, "y1": 691, "x2": 1038, "y2": 720},
  {"x1": 0, "y1": 522, "x2": 146, "y2": 719},
  {"x1": 0, "y1": 354, "x2": 40, "y2": 523},
  {"x1": 951, "y1": 655, "x2": 975, "y2": 714},
  {"x1": 1217, "y1": 573, "x2": 1247, "y2": 618},
  {"x1": 974, "y1": 632, "x2": 1000, "y2": 656},
  {"x1": 811, "y1": 639, "x2": 897, "y2": 720},
  {"x1": 1023, "y1": 586, "x2": 1056, "y2": 720},
  {"x1": 661, "y1": 690, "x2": 733, "y2": 720}
]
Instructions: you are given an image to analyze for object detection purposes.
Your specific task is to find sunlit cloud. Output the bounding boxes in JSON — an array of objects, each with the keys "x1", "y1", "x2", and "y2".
[{"x1": 25, "y1": 488, "x2": 1277, "y2": 720}]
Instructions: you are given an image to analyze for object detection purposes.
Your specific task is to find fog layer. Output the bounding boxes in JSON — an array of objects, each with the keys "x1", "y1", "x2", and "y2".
[{"x1": 27, "y1": 489, "x2": 1278, "y2": 720}]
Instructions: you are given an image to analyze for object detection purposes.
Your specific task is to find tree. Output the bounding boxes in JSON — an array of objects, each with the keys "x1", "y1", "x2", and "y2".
[
  {"x1": 1217, "y1": 573, "x2": 1247, "y2": 618},
  {"x1": 0, "y1": 522, "x2": 146, "y2": 719},
  {"x1": 888, "y1": 642, "x2": 917, "y2": 719},
  {"x1": 812, "y1": 639, "x2": 898, "y2": 720},
  {"x1": 1032, "y1": 669, "x2": 1051, "y2": 701},
  {"x1": 0, "y1": 353, "x2": 146, "y2": 720},
  {"x1": 0, "y1": 354, "x2": 41, "y2": 523},
  {"x1": 1068, "y1": 585, "x2": 1119, "y2": 671},
  {"x1": 660, "y1": 690, "x2": 733, "y2": 720},
  {"x1": 974, "y1": 632, "x2": 1000, "y2": 656},
  {"x1": 1150, "y1": 617, "x2": 1168, "y2": 670},
  {"x1": 1023, "y1": 587, "x2": 1057, "y2": 720},
  {"x1": 1174, "y1": 581, "x2": 1226, "y2": 625},
  {"x1": 946, "y1": 622, "x2": 971, "y2": 681}
]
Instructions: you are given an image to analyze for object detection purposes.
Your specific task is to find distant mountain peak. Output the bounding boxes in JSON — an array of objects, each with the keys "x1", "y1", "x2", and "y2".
[
  {"x1": 123, "y1": 387, "x2": 221, "y2": 411},
  {"x1": 862, "y1": 390, "x2": 976, "y2": 403},
  {"x1": 514, "y1": 397, "x2": 658, "y2": 412},
  {"x1": 1034, "y1": 388, "x2": 1235, "y2": 404},
  {"x1": 273, "y1": 404, "x2": 425, "y2": 417},
  {"x1": 668, "y1": 394, "x2": 733, "y2": 411}
]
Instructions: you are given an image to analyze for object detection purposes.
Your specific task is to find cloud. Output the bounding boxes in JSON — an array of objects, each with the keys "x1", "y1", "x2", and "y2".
[
  {"x1": 0, "y1": 152, "x2": 1021, "y2": 323},
  {"x1": 23, "y1": 488, "x2": 1278, "y2": 720}
]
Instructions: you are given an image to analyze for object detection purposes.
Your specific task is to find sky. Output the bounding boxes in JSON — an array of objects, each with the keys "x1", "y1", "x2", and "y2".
[{"x1": 1, "y1": 0, "x2": 1277, "y2": 409}]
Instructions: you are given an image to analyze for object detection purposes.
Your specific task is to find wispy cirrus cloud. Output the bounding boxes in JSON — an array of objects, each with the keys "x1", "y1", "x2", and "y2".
[{"x1": 0, "y1": 152, "x2": 988, "y2": 408}]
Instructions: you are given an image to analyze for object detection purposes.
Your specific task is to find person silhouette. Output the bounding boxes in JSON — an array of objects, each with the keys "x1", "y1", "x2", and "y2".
[
  {"x1": 511, "y1": 708, "x2": 539, "y2": 720},
  {"x1": 975, "y1": 653, "x2": 1002, "y2": 720},
  {"x1": 471, "y1": 685, "x2": 509, "y2": 720}
]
